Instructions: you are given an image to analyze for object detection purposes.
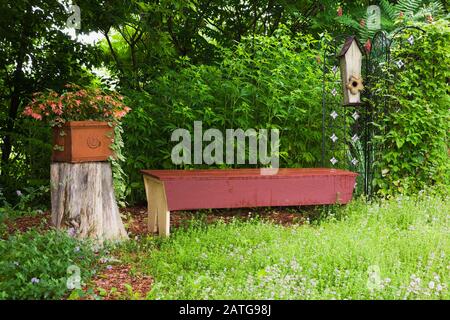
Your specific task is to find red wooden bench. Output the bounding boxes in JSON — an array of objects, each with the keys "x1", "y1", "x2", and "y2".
[{"x1": 141, "y1": 168, "x2": 357, "y2": 236}]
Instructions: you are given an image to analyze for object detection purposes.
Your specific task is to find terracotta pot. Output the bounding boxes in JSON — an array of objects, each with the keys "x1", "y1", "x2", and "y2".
[{"x1": 52, "y1": 121, "x2": 114, "y2": 163}]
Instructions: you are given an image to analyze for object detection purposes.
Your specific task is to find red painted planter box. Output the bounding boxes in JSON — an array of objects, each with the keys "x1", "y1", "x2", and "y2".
[{"x1": 52, "y1": 121, "x2": 114, "y2": 163}]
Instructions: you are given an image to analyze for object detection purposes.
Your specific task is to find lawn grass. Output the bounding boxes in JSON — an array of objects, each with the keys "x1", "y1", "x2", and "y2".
[{"x1": 118, "y1": 194, "x2": 449, "y2": 299}]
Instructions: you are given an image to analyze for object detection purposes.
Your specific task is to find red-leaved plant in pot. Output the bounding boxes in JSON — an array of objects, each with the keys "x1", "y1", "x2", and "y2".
[{"x1": 23, "y1": 84, "x2": 131, "y2": 162}]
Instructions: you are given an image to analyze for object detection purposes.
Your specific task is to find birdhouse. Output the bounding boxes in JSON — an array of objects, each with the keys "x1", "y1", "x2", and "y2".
[{"x1": 338, "y1": 36, "x2": 364, "y2": 105}]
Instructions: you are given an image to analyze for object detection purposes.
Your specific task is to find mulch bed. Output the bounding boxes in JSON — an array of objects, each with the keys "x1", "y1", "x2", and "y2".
[
  {"x1": 4, "y1": 213, "x2": 51, "y2": 235},
  {"x1": 84, "y1": 264, "x2": 153, "y2": 300},
  {"x1": 5, "y1": 206, "x2": 316, "y2": 237},
  {"x1": 122, "y1": 205, "x2": 316, "y2": 236},
  {"x1": 5, "y1": 205, "x2": 317, "y2": 299}
]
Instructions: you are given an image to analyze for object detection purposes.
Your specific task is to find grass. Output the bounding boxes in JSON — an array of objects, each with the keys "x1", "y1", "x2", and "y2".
[
  {"x1": 1, "y1": 192, "x2": 448, "y2": 300},
  {"x1": 118, "y1": 194, "x2": 449, "y2": 300}
]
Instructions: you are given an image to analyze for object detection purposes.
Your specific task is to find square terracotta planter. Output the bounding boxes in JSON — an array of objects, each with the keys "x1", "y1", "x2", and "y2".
[{"x1": 52, "y1": 121, "x2": 114, "y2": 163}]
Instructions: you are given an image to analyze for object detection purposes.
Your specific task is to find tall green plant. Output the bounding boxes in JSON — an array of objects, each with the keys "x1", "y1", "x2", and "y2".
[{"x1": 121, "y1": 28, "x2": 324, "y2": 203}]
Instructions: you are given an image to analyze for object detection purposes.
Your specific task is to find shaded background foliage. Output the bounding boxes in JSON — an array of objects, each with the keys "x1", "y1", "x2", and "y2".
[
  {"x1": 0, "y1": 0, "x2": 448, "y2": 205},
  {"x1": 121, "y1": 30, "x2": 323, "y2": 203}
]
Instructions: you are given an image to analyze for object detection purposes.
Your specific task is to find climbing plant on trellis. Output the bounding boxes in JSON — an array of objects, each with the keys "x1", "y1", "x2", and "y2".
[{"x1": 321, "y1": 27, "x2": 426, "y2": 196}]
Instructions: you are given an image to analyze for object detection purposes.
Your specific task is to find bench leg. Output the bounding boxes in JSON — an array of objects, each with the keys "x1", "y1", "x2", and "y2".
[
  {"x1": 143, "y1": 176, "x2": 171, "y2": 237},
  {"x1": 155, "y1": 183, "x2": 170, "y2": 237},
  {"x1": 143, "y1": 176, "x2": 158, "y2": 233}
]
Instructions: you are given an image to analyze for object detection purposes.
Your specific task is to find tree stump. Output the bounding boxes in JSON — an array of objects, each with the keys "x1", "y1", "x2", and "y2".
[{"x1": 51, "y1": 162, "x2": 128, "y2": 241}]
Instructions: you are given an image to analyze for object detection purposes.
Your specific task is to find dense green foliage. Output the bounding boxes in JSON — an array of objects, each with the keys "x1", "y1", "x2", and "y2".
[
  {"x1": 97, "y1": 0, "x2": 368, "y2": 88},
  {"x1": 0, "y1": 1, "x2": 448, "y2": 204},
  {"x1": 371, "y1": 20, "x2": 450, "y2": 195},
  {"x1": 121, "y1": 30, "x2": 323, "y2": 202},
  {"x1": 0, "y1": 1, "x2": 99, "y2": 200},
  {"x1": 0, "y1": 185, "x2": 48, "y2": 223},
  {"x1": 0, "y1": 0, "x2": 359, "y2": 204},
  {"x1": 0, "y1": 230, "x2": 100, "y2": 299},
  {"x1": 118, "y1": 193, "x2": 449, "y2": 299}
]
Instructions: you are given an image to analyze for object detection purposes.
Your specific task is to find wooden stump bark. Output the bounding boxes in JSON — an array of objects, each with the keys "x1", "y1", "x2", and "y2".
[{"x1": 51, "y1": 162, "x2": 128, "y2": 241}]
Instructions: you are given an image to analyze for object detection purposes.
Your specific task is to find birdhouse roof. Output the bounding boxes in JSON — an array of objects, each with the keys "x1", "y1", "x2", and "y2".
[{"x1": 337, "y1": 36, "x2": 364, "y2": 57}]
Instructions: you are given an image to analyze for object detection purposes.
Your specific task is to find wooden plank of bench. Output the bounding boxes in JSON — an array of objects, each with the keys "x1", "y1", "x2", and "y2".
[
  {"x1": 141, "y1": 168, "x2": 357, "y2": 237},
  {"x1": 143, "y1": 175, "x2": 170, "y2": 237}
]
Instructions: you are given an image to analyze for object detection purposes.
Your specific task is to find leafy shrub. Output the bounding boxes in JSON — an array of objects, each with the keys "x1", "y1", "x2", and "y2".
[
  {"x1": 0, "y1": 230, "x2": 100, "y2": 299},
  {"x1": 372, "y1": 20, "x2": 450, "y2": 195},
  {"x1": 122, "y1": 28, "x2": 324, "y2": 203},
  {"x1": 0, "y1": 186, "x2": 49, "y2": 223}
]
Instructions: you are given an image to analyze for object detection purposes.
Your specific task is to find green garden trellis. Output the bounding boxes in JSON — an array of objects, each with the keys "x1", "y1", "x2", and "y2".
[{"x1": 321, "y1": 27, "x2": 426, "y2": 196}]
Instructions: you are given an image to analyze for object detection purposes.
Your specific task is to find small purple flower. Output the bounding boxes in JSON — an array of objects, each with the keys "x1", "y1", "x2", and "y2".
[
  {"x1": 16, "y1": 190, "x2": 23, "y2": 197},
  {"x1": 67, "y1": 227, "x2": 76, "y2": 237},
  {"x1": 31, "y1": 277, "x2": 40, "y2": 284},
  {"x1": 106, "y1": 265, "x2": 113, "y2": 271}
]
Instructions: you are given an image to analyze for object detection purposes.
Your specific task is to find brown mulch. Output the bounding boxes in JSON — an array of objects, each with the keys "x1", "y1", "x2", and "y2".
[
  {"x1": 120, "y1": 205, "x2": 316, "y2": 237},
  {"x1": 83, "y1": 264, "x2": 153, "y2": 300},
  {"x1": 4, "y1": 213, "x2": 51, "y2": 235},
  {"x1": 5, "y1": 206, "x2": 315, "y2": 238}
]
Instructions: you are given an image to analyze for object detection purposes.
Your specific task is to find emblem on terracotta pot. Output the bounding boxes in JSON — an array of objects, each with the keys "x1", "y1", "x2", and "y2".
[{"x1": 87, "y1": 136, "x2": 101, "y2": 149}]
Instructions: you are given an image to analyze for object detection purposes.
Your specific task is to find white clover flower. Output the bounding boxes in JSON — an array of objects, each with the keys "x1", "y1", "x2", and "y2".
[{"x1": 99, "y1": 257, "x2": 109, "y2": 263}]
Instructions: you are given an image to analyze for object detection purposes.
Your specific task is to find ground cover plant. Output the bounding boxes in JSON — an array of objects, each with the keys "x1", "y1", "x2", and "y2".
[
  {"x1": 0, "y1": 229, "x2": 103, "y2": 299},
  {"x1": 1, "y1": 192, "x2": 448, "y2": 300}
]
